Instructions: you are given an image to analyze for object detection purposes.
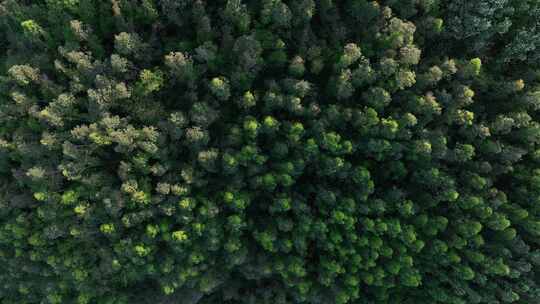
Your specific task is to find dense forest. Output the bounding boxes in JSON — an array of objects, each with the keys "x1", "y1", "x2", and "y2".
[{"x1": 1, "y1": 0, "x2": 540, "y2": 303}]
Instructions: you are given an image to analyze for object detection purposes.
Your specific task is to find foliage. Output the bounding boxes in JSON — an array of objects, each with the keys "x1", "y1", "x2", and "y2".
[{"x1": 0, "y1": 1, "x2": 540, "y2": 303}]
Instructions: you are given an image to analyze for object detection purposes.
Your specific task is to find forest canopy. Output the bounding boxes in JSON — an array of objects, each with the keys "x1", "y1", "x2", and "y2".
[{"x1": 1, "y1": 0, "x2": 540, "y2": 303}]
